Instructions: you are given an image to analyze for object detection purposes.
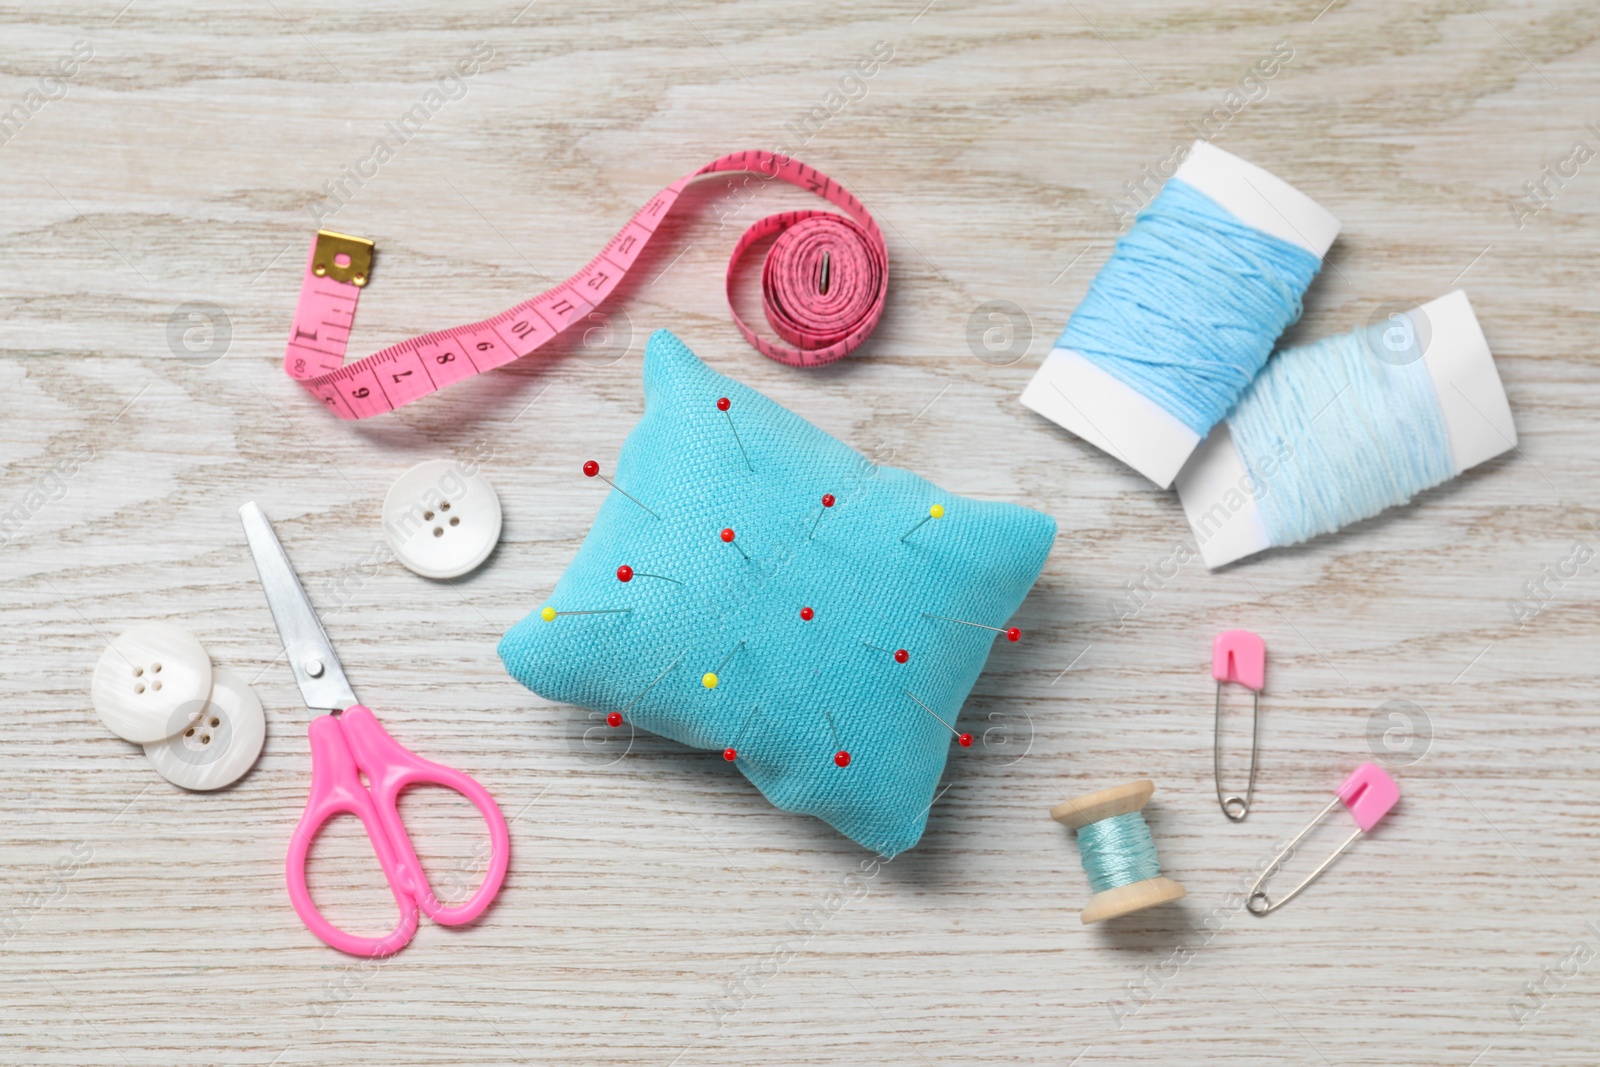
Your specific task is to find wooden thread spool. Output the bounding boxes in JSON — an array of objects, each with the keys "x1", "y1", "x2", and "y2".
[{"x1": 1049, "y1": 779, "x2": 1187, "y2": 924}]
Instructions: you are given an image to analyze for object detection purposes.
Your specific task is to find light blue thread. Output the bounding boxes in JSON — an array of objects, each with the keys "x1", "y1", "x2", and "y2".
[
  {"x1": 1076, "y1": 811, "x2": 1163, "y2": 893},
  {"x1": 1228, "y1": 328, "x2": 1457, "y2": 547},
  {"x1": 1059, "y1": 179, "x2": 1322, "y2": 437}
]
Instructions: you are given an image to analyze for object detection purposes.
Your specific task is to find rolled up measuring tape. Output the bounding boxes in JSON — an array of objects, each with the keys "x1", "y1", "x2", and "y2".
[{"x1": 285, "y1": 151, "x2": 888, "y2": 420}]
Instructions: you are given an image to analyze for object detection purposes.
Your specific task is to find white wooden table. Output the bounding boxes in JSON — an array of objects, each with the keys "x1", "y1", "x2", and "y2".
[{"x1": 2, "y1": 2, "x2": 1597, "y2": 1064}]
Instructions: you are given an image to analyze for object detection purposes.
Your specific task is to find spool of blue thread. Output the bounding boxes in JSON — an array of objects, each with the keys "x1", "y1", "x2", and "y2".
[
  {"x1": 1050, "y1": 780, "x2": 1186, "y2": 924},
  {"x1": 1174, "y1": 290, "x2": 1519, "y2": 568},
  {"x1": 1021, "y1": 141, "x2": 1341, "y2": 489}
]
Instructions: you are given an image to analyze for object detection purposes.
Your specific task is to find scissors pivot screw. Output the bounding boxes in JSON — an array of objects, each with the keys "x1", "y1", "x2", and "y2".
[{"x1": 305, "y1": 658, "x2": 325, "y2": 678}]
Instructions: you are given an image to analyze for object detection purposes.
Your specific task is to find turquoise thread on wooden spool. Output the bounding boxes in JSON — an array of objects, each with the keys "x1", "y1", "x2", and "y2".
[{"x1": 1050, "y1": 780, "x2": 1187, "y2": 924}]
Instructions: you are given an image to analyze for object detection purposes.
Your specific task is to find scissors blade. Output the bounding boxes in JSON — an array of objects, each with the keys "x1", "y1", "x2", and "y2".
[{"x1": 239, "y1": 502, "x2": 358, "y2": 714}]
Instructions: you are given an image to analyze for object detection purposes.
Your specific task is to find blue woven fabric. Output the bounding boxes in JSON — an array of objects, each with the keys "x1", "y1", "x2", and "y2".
[{"x1": 499, "y1": 330, "x2": 1056, "y2": 855}]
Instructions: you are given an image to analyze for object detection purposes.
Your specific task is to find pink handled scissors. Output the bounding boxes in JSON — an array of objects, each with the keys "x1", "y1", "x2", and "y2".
[{"x1": 241, "y1": 502, "x2": 509, "y2": 957}]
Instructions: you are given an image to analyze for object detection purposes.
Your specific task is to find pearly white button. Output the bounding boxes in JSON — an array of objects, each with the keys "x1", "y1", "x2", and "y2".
[
  {"x1": 382, "y1": 459, "x2": 502, "y2": 579},
  {"x1": 143, "y1": 667, "x2": 266, "y2": 791},
  {"x1": 91, "y1": 622, "x2": 213, "y2": 744}
]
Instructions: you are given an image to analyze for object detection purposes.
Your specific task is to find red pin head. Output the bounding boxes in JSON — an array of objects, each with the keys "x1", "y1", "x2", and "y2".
[
  {"x1": 612, "y1": 564, "x2": 681, "y2": 586},
  {"x1": 809, "y1": 493, "x2": 838, "y2": 541},
  {"x1": 833, "y1": 750, "x2": 851, "y2": 768},
  {"x1": 581, "y1": 460, "x2": 661, "y2": 519},
  {"x1": 800, "y1": 606, "x2": 814, "y2": 621},
  {"x1": 719, "y1": 526, "x2": 752, "y2": 562},
  {"x1": 723, "y1": 747, "x2": 737, "y2": 761},
  {"x1": 923, "y1": 613, "x2": 1021, "y2": 643},
  {"x1": 716, "y1": 398, "x2": 752, "y2": 472},
  {"x1": 863, "y1": 641, "x2": 908, "y2": 663},
  {"x1": 606, "y1": 712, "x2": 623, "y2": 728},
  {"x1": 904, "y1": 688, "x2": 969, "y2": 749}
]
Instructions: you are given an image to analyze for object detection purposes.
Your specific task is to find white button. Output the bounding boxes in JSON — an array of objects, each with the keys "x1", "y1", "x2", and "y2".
[
  {"x1": 91, "y1": 622, "x2": 213, "y2": 744},
  {"x1": 143, "y1": 667, "x2": 266, "y2": 791},
  {"x1": 382, "y1": 459, "x2": 502, "y2": 579}
]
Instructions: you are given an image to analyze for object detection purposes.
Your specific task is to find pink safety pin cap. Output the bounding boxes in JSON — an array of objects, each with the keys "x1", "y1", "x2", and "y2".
[
  {"x1": 1212, "y1": 630, "x2": 1265, "y2": 692},
  {"x1": 1337, "y1": 763, "x2": 1400, "y2": 833}
]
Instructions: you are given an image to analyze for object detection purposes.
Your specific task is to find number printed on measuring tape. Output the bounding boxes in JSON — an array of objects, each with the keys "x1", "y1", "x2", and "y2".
[{"x1": 284, "y1": 151, "x2": 889, "y2": 420}]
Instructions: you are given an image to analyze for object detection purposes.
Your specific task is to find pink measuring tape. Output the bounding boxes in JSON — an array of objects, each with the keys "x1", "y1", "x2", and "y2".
[{"x1": 284, "y1": 151, "x2": 888, "y2": 420}]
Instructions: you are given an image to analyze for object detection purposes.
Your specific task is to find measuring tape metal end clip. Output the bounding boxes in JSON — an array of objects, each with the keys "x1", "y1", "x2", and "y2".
[{"x1": 311, "y1": 230, "x2": 374, "y2": 287}]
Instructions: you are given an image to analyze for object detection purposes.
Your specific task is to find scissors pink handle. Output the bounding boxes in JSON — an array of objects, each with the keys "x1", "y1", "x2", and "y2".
[{"x1": 285, "y1": 706, "x2": 510, "y2": 957}]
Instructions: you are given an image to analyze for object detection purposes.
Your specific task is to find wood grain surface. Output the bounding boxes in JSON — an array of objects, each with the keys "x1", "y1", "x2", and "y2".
[{"x1": 2, "y1": 1, "x2": 1598, "y2": 1064}]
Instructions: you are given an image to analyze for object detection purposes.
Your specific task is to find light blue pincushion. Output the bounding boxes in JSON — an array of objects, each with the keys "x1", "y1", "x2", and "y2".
[{"x1": 499, "y1": 330, "x2": 1056, "y2": 855}]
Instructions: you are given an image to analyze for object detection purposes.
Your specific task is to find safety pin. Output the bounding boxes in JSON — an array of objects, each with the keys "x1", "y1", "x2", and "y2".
[
  {"x1": 1247, "y1": 763, "x2": 1399, "y2": 915},
  {"x1": 1212, "y1": 630, "x2": 1265, "y2": 821}
]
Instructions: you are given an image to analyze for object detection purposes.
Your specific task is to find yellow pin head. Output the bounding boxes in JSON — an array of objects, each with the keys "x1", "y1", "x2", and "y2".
[
  {"x1": 702, "y1": 672, "x2": 719, "y2": 689},
  {"x1": 929, "y1": 504, "x2": 945, "y2": 519},
  {"x1": 540, "y1": 606, "x2": 556, "y2": 622}
]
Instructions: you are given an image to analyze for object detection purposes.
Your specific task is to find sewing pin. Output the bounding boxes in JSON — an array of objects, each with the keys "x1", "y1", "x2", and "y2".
[
  {"x1": 720, "y1": 527, "x2": 751, "y2": 562},
  {"x1": 922, "y1": 613, "x2": 1020, "y2": 642},
  {"x1": 617, "y1": 564, "x2": 681, "y2": 585},
  {"x1": 702, "y1": 640, "x2": 745, "y2": 689},
  {"x1": 861, "y1": 641, "x2": 909, "y2": 664},
  {"x1": 809, "y1": 493, "x2": 836, "y2": 540},
  {"x1": 904, "y1": 689, "x2": 972, "y2": 747},
  {"x1": 583, "y1": 460, "x2": 660, "y2": 519},
  {"x1": 715, "y1": 397, "x2": 753, "y2": 473},
  {"x1": 800, "y1": 606, "x2": 815, "y2": 621},
  {"x1": 822, "y1": 707, "x2": 849, "y2": 767},
  {"x1": 542, "y1": 607, "x2": 633, "y2": 621},
  {"x1": 818, "y1": 251, "x2": 831, "y2": 295},
  {"x1": 900, "y1": 504, "x2": 945, "y2": 542},
  {"x1": 608, "y1": 651, "x2": 685, "y2": 728},
  {"x1": 724, "y1": 705, "x2": 759, "y2": 761}
]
